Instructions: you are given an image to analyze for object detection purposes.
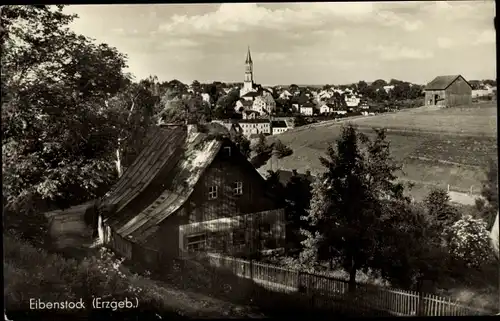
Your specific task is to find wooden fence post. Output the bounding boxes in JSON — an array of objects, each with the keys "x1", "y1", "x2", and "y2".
[
  {"x1": 250, "y1": 259, "x2": 254, "y2": 280},
  {"x1": 417, "y1": 291, "x2": 425, "y2": 316}
]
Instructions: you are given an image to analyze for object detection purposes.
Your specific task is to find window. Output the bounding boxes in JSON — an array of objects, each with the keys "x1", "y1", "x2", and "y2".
[
  {"x1": 186, "y1": 233, "x2": 207, "y2": 252},
  {"x1": 233, "y1": 181, "x2": 243, "y2": 195},
  {"x1": 233, "y1": 229, "x2": 246, "y2": 245},
  {"x1": 223, "y1": 146, "x2": 231, "y2": 157},
  {"x1": 208, "y1": 186, "x2": 218, "y2": 199}
]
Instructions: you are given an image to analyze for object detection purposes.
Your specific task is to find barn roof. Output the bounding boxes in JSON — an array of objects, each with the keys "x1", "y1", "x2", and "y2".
[
  {"x1": 102, "y1": 124, "x2": 234, "y2": 244},
  {"x1": 424, "y1": 75, "x2": 471, "y2": 91}
]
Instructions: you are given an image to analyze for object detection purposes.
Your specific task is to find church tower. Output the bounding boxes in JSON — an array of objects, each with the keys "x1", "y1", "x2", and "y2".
[{"x1": 242, "y1": 46, "x2": 254, "y2": 96}]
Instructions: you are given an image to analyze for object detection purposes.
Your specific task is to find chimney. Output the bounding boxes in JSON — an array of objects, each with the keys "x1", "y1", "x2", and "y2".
[
  {"x1": 305, "y1": 170, "x2": 311, "y2": 176},
  {"x1": 292, "y1": 169, "x2": 298, "y2": 176}
]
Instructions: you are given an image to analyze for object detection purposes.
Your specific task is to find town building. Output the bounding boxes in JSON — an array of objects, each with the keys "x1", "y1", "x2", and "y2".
[
  {"x1": 424, "y1": 75, "x2": 472, "y2": 107},
  {"x1": 300, "y1": 102, "x2": 316, "y2": 116},
  {"x1": 271, "y1": 120, "x2": 289, "y2": 135},
  {"x1": 238, "y1": 119, "x2": 272, "y2": 137}
]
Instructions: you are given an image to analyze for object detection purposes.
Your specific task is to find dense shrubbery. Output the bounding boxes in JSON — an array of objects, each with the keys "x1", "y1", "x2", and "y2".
[
  {"x1": 4, "y1": 233, "x2": 179, "y2": 318},
  {"x1": 443, "y1": 215, "x2": 495, "y2": 269}
]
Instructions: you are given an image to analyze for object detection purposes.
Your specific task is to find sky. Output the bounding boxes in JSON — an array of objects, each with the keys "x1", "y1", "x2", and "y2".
[{"x1": 64, "y1": 1, "x2": 496, "y2": 86}]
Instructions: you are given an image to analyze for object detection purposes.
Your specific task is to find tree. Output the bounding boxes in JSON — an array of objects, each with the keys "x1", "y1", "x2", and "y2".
[
  {"x1": 371, "y1": 79, "x2": 387, "y2": 88},
  {"x1": 423, "y1": 188, "x2": 461, "y2": 228},
  {"x1": 475, "y1": 159, "x2": 498, "y2": 230},
  {"x1": 105, "y1": 79, "x2": 161, "y2": 177},
  {"x1": 284, "y1": 171, "x2": 312, "y2": 255},
  {"x1": 213, "y1": 89, "x2": 239, "y2": 119},
  {"x1": 191, "y1": 80, "x2": 201, "y2": 94},
  {"x1": 273, "y1": 139, "x2": 293, "y2": 159},
  {"x1": 300, "y1": 125, "x2": 405, "y2": 292},
  {"x1": 1, "y1": 5, "x2": 129, "y2": 242},
  {"x1": 231, "y1": 132, "x2": 251, "y2": 159},
  {"x1": 373, "y1": 201, "x2": 451, "y2": 292},
  {"x1": 250, "y1": 133, "x2": 273, "y2": 168}
]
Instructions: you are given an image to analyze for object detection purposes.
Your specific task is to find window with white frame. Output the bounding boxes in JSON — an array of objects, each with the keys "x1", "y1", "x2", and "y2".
[
  {"x1": 223, "y1": 146, "x2": 231, "y2": 157},
  {"x1": 208, "y1": 185, "x2": 218, "y2": 199},
  {"x1": 233, "y1": 181, "x2": 243, "y2": 195}
]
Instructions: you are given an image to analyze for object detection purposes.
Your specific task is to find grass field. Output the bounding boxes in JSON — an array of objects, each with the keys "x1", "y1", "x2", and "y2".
[{"x1": 265, "y1": 102, "x2": 497, "y2": 201}]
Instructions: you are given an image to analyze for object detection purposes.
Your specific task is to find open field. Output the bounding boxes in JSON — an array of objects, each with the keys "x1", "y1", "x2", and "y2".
[{"x1": 265, "y1": 102, "x2": 497, "y2": 200}]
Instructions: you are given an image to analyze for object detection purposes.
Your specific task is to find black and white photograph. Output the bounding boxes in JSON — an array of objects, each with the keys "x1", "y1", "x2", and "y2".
[{"x1": 2, "y1": 2, "x2": 499, "y2": 320}]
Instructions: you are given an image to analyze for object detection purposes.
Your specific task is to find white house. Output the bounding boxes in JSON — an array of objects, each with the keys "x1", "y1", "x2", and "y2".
[
  {"x1": 320, "y1": 103, "x2": 335, "y2": 114},
  {"x1": 345, "y1": 95, "x2": 360, "y2": 107},
  {"x1": 271, "y1": 120, "x2": 289, "y2": 135},
  {"x1": 237, "y1": 119, "x2": 271, "y2": 137},
  {"x1": 383, "y1": 85, "x2": 394, "y2": 93},
  {"x1": 201, "y1": 93, "x2": 211, "y2": 104},
  {"x1": 300, "y1": 105, "x2": 314, "y2": 116},
  {"x1": 472, "y1": 89, "x2": 490, "y2": 98},
  {"x1": 279, "y1": 90, "x2": 292, "y2": 100}
]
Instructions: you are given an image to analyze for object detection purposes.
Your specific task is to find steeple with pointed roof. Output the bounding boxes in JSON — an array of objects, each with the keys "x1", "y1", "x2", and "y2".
[
  {"x1": 245, "y1": 46, "x2": 253, "y2": 64},
  {"x1": 242, "y1": 46, "x2": 254, "y2": 97}
]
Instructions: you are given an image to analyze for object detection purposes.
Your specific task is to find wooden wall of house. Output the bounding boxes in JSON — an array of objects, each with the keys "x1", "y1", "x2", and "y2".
[
  {"x1": 425, "y1": 90, "x2": 446, "y2": 106},
  {"x1": 183, "y1": 143, "x2": 278, "y2": 225},
  {"x1": 445, "y1": 76, "x2": 472, "y2": 107}
]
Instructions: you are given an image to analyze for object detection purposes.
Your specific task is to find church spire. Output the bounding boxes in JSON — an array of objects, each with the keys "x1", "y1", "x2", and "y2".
[{"x1": 245, "y1": 46, "x2": 252, "y2": 64}]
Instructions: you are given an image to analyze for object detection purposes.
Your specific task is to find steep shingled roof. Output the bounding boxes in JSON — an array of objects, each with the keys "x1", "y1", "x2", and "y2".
[
  {"x1": 424, "y1": 75, "x2": 471, "y2": 91},
  {"x1": 101, "y1": 124, "x2": 236, "y2": 244}
]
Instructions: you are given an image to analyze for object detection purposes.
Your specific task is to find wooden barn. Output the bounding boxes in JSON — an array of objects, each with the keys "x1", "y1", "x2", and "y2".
[
  {"x1": 46, "y1": 123, "x2": 285, "y2": 266},
  {"x1": 424, "y1": 75, "x2": 472, "y2": 107}
]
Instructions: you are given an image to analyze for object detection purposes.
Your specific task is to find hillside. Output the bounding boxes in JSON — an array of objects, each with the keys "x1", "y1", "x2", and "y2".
[{"x1": 264, "y1": 103, "x2": 497, "y2": 201}]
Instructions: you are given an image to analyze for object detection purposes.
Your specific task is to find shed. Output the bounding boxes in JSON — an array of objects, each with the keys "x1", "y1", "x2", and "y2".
[{"x1": 424, "y1": 75, "x2": 472, "y2": 107}]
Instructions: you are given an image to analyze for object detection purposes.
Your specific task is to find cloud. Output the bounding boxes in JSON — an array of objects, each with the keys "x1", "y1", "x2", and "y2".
[
  {"x1": 369, "y1": 44, "x2": 433, "y2": 61},
  {"x1": 158, "y1": 3, "x2": 377, "y2": 37},
  {"x1": 375, "y1": 10, "x2": 423, "y2": 31},
  {"x1": 474, "y1": 29, "x2": 496, "y2": 45},
  {"x1": 158, "y1": 39, "x2": 199, "y2": 49},
  {"x1": 253, "y1": 52, "x2": 287, "y2": 61},
  {"x1": 437, "y1": 37, "x2": 454, "y2": 49}
]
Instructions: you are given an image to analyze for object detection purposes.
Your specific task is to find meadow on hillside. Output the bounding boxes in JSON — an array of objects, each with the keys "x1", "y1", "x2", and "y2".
[{"x1": 265, "y1": 103, "x2": 497, "y2": 197}]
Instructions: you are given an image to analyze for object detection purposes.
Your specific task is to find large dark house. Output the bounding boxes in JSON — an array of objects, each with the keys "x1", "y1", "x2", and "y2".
[
  {"x1": 46, "y1": 123, "x2": 285, "y2": 265},
  {"x1": 424, "y1": 75, "x2": 472, "y2": 107}
]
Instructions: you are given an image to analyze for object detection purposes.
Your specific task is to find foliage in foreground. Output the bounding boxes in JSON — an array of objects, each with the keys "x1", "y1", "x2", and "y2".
[
  {"x1": 3, "y1": 233, "x2": 177, "y2": 318},
  {"x1": 443, "y1": 215, "x2": 495, "y2": 269}
]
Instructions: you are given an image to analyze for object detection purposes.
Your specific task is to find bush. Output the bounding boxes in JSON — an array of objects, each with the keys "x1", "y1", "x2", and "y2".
[
  {"x1": 4, "y1": 233, "x2": 180, "y2": 318},
  {"x1": 442, "y1": 215, "x2": 495, "y2": 269}
]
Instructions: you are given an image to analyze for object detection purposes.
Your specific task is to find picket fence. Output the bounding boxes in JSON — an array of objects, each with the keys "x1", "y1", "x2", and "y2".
[{"x1": 200, "y1": 252, "x2": 495, "y2": 316}]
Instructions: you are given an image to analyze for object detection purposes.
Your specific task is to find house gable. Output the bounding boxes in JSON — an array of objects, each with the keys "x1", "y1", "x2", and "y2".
[{"x1": 183, "y1": 139, "x2": 277, "y2": 223}]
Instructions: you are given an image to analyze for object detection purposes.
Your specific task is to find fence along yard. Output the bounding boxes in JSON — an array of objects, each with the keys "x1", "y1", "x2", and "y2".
[{"x1": 196, "y1": 252, "x2": 495, "y2": 316}]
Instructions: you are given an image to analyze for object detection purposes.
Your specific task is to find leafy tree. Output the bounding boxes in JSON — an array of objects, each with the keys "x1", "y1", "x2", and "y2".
[
  {"x1": 284, "y1": 171, "x2": 312, "y2": 254},
  {"x1": 250, "y1": 133, "x2": 273, "y2": 168},
  {"x1": 272, "y1": 139, "x2": 293, "y2": 159},
  {"x1": 373, "y1": 201, "x2": 450, "y2": 292},
  {"x1": 423, "y1": 188, "x2": 461, "y2": 228},
  {"x1": 371, "y1": 79, "x2": 387, "y2": 88},
  {"x1": 1, "y1": 5, "x2": 129, "y2": 243},
  {"x1": 106, "y1": 79, "x2": 160, "y2": 177},
  {"x1": 293, "y1": 115, "x2": 308, "y2": 127},
  {"x1": 213, "y1": 89, "x2": 239, "y2": 119},
  {"x1": 2, "y1": 5, "x2": 128, "y2": 214},
  {"x1": 231, "y1": 132, "x2": 251, "y2": 158},
  {"x1": 191, "y1": 80, "x2": 201, "y2": 94},
  {"x1": 300, "y1": 125, "x2": 404, "y2": 292},
  {"x1": 265, "y1": 170, "x2": 286, "y2": 207},
  {"x1": 475, "y1": 159, "x2": 498, "y2": 230}
]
